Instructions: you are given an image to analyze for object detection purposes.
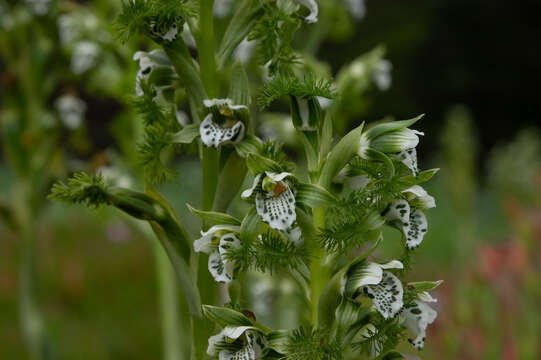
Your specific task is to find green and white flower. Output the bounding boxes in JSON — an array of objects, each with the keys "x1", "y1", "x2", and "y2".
[
  {"x1": 133, "y1": 50, "x2": 172, "y2": 96},
  {"x1": 400, "y1": 292, "x2": 438, "y2": 350},
  {"x1": 150, "y1": 21, "x2": 179, "y2": 42},
  {"x1": 292, "y1": 0, "x2": 319, "y2": 23},
  {"x1": 200, "y1": 98, "x2": 248, "y2": 148},
  {"x1": 207, "y1": 326, "x2": 266, "y2": 360},
  {"x1": 242, "y1": 172, "x2": 296, "y2": 231},
  {"x1": 194, "y1": 225, "x2": 241, "y2": 284},
  {"x1": 385, "y1": 185, "x2": 435, "y2": 249},
  {"x1": 343, "y1": 260, "x2": 404, "y2": 319}
]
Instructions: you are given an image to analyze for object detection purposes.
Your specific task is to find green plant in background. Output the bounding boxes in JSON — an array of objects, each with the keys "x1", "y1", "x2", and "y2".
[{"x1": 49, "y1": 0, "x2": 443, "y2": 359}]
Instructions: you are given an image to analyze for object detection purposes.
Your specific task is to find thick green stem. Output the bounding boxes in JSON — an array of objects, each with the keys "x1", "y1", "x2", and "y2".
[
  {"x1": 310, "y1": 207, "x2": 327, "y2": 326},
  {"x1": 198, "y1": 0, "x2": 218, "y2": 98}
]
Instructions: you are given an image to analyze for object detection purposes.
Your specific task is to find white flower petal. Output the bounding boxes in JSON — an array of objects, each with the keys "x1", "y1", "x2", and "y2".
[
  {"x1": 241, "y1": 174, "x2": 262, "y2": 199},
  {"x1": 379, "y1": 260, "x2": 404, "y2": 270},
  {"x1": 364, "y1": 271, "x2": 403, "y2": 319},
  {"x1": 404, "y1": 209, "x2": 428, "y2": 249},
  {"x1": 55, "y1": 95, "x2": 86, "y2": 129},
  {"x1": 200, "y1": 114, "x2": 246, "y2": 148},
  {"x1": 204, "y1": 98, "x2": 248, "y2": 110},
  {"x1": 195, "y1": 225, "x2": 240, "y2": 254},
  {"x1": 401, "y1": 300, "x2": 437, "y2": 350},
  {"x1": 265, "y1": 171, "x2": 293, "y2": 182},
  {"x1": 293, "y1": 0, "x2": 318, "y2": 23},
  {"x1": 255, "y1": 187, "x2": 296, "y2": 230},
  {"x1": 403, "y1": 185, "x2": 436, "y2": 209},
  {"x1": 418, "y1": 291, "x2": 438, "y2": 303},
  {"x1": 394, "y1": 147, "x2": 419, "y2": 175},
  {"x1": 218, "y1": 233, "x2": 241, "y2": 279},
  {"x1": 345, "y1": 262, "x2": 383, "y2": 297}
]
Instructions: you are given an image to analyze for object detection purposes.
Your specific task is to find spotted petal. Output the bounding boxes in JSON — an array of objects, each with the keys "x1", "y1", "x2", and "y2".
[
  {"x1": 255, "y1": 187, "x2": 296, "y2": 230},
  {"x1": 394, "y1": 147, "x2": 419, "y2": 175},
  {"x1": 404, "y1": 209, "x2": 428, "y2": 249},
  {"x1": 364, "y1": 271, "x2": 404, "y2": 319},
  {"x1": 385, "y1": 199, "x2": 411, "y2": 225},
  {"x1": 200, "y1": 114, "x2": 246, "y2": 148},
  {"x1": 207, "y1": 234, "x2": 241, "y2": 284},
  {"x1": 401, "y1": 300, "x2": 437, "y2": 350}
]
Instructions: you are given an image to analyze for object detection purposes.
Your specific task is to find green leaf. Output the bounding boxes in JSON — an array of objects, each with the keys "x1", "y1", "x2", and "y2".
[
  {"x1": 234, "y1": 135, "x2": 263, "y2": 158},
  {"x1": 170, "y1": 124, "x2": 200, "y2": 144},
  {"x1": 395, "y1": 168, "x2": 439, "y2": 189},
  {"x1": 319, "y1": 123, "x2": 364, "y2": 188},
  {"x1": 213, "y1": 152, "x2": 248, "y2": 212},
  {"x1": 320, "y1": 112, "x2": 333, "y2": 159},
  {"x1": 240, "y1": 207, "x2": 260, "y2": 245},
  {"x1": 202, "y1": 305, "x2": 253, "y2": 327},
  {"x1": 216, "y1": 0, "x2": 264, "y2": 69},
  {"x1": 365, "y1": 149, "x2": 395, "y2": 178},
  {"x1": 296, "y1": 183, "x2": 337, "y2": 208},
  {"x1": 300, "y1": 132, "x2": 319, "y2": 174},
  {"x1": 246, "y1": 153, "x2": 283, "y2": 174},
  {"x1": 365, "y1": 114, "x2": 424, "y2": 139},
  {"x1": 407, "y1": 280, "x2": 443, "y2": 293},
  {"x1": 186, "y1": 204, "x2": 241, "y2": 225},
  {"x1": 335, "y1": 299, "x2": 370, "y2": 342},
  {"x1": 229, "y1": 60, "x2": 251, "y2": 107}
]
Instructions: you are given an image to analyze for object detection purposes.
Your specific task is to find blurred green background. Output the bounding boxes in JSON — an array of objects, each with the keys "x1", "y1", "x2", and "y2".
[{"x1": 1, "y1": 0, "x2": 541, "y2": 359}]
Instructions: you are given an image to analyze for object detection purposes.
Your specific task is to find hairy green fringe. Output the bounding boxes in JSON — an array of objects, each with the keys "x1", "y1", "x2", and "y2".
[
  {"x1": 285, "y1": 327, "x2": 343, "y2": 360},
  {"x1": 49, "y1": 172, "x2": 109, "y2": 207},
  {"x1": 258, "y1": 73, "x2": 336, "y2": 109},
  {"x1": 352, "y1": 317, "x2": 405, "y2": 358}
]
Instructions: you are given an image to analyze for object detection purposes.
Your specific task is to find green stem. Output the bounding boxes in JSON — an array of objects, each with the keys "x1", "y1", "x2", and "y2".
[
  {"x1": 310, "y1": 207, "x2": 326, "y2": 326},
  {"x1": 154, "y1": 235, "x2": 184, "y2": 360},
  {"x1": 198, "y1": 0, "x2": 218, "y2": 98}
]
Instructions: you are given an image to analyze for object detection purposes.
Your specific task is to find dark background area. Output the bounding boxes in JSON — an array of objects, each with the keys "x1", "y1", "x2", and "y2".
[{"x1": 321, "y1": 0, "x2": 541, "y2": 159}]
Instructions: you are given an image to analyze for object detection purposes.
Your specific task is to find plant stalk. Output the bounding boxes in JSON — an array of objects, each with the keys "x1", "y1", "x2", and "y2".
[{"x1": 310, "y1": 206, "x2": 327, "y2": 326}]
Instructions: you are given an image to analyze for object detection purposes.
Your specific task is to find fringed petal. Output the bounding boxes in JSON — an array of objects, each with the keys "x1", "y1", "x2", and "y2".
[
  {"x1": 404, "y1": 209, "x2": 428, "y2": 249},
  {"x1": 364, "y1": 271, "x2": 404, "y2": 319},
  {"x1": 200, "y1": 114, "x2": 246, "y2": 148},
  {"x1": 402, "y1": 300, "x2": 437, "y2": 350},
  {"x1": 255, "y1": 187, "x2": 296, "y2": 230},
  {"x1": 241, "y1": 174, "x2": 262, "y2": 199}
]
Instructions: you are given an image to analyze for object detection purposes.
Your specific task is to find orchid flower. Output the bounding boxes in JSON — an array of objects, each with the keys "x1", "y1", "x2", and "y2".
[
  {"x1": 200, "y1": 98, "x2": 248, "y2": 148},
  {"x1": 385, "y1": 185, "x2": 435, "y2": 249},
  {"x1": 343, "y1": 260, "x2": 404, "y2": 319},
  {"x1": 400, "y1": 291, "x2": 438, "y2": 350},
  {"x1": 292, "y1": 0, "x2": 319, "y2": 23},
  {"x1": 207, "y1": 326, "x2": 267, "y2": 360},
  {"x1": 242, "y1": 172, "x2": 296, "y2": 231},
  {"x1": 194, "y1": 225, "x2": 241, "y2": 284}
]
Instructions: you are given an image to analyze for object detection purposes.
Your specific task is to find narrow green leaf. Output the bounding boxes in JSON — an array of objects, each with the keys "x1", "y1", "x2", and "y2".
[
  {"x1": 407, "y1": 280, "x2": 443, "y2": 293},
  {"x1": 319, "y1": 123, "x2": 364, "y2": 188},
  {"x1": 229, "y1": 60, "x2": 251, "y2": 107},
  {"x1": 300, "y1": 132, "x2": 318, "y2": 174},
  {"x1": 296, "y1": 183, "x2": 337, "y2": 208},
  {"x1": 186, "y1": 204, "x2": 241, "y2": 225},
  {"x1": 320, "y1": 112, "x2": 333, "y2": 159},
  {"x1": 394, "y1": 168, "x2": 440, "y2": 189},
  {"x1": 240, "y1": 207, "x2": 260, "y2": 244},
  {"x1": 170, "y1": 124, "x2": 200, "y2": 144},
  {"x1": 365, "y1": 114, "x2": 424, "y2": 139}
]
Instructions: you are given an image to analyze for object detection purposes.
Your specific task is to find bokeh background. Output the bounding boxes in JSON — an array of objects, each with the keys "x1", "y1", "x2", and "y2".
[{"x1": 1, "y1": 0, "x2": 541, "y2": 359}]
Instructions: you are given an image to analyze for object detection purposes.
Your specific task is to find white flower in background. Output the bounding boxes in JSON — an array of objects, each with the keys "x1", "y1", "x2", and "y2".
[
  {"x1": 343, "y1": 260, "x2": 404, "y2": 319},
  {"x1": 181, "y1": 23, "x2": 196, "y2": 48},
  {"x1": 200, "y1": 98, "x2": 247, "y2": 148},
  {"x1": 207, "y1": 326, "x2": 266, "y2": 360},
  {"x1": 214, "y1": 0, "x2": 235, "y2": 18},
  {"x1": 344, "y1": 0, "x2": 366, "y2": 20},
  {"x1": 71, "y1": 41, "x2": 100, "y2": 74},
  {"x1": 25, "y1": 0, "x2": 51, "y2": 16},
  {"x1": 242, "y1": 172, "x2": 296, "y2": 231},
  {"x1": 400, "y1": 291, "x2": 438, "y2": 350},
  {"x1": 194, "y1": 225, "x2": 241, "y2": 283},
  {"x1": 234, "y1": 39, "x2": 256, "y2": 65},
  {"x1": 372, "y1": 59, "x2": 392, "y2": 91},
  {"x1": 55, "y1": 94, "x2": 86, "y2": 129},
  {"x1": 58, "y1": 12, "x2": 102, "y2": 44},
  {"x1": 133, "y1": 50, "x2": 168, "y2": 96},
  {"x1": 98, "y1": 166, "x2": 133, "y2": 189},
  {"x1": 292, "y1": 0, "x2": 319, "y2": 23},
  {"x1": 385, "y1": 186, "x2": 435, "y2": 249}
]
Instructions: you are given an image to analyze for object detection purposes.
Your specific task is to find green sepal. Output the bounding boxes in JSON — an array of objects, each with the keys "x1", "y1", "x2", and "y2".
[
  {"x1": 186, "y1": 204, "x2": 241, "y2": 225},
  {"x1": 365, "y1": 114, "x2": 424, "y2": 139},
  {"x1": 300, "y1": 132, "x2": 319, "y2": 174},
  {"x1": 213, "y1": 151, "x2": 248, "y2": 212},
  {"x1": 296, "y1": 183, "x2": 337, "y2": 208},
  {"x1": 319, "y1": 112, "x2": 333, "y2": 159},
  {"x1": 407, "y1": 280, "x2": 443, "y2": 293},
  {"x1": 319, "y1": 122, "x2": 364, "y2": 188},
  {"x1": 364, "y1": 149, "x2": 395, "y2": 178},
  {"x1": 216, "y1": 0, "x2": 264, "y2": 69},
  {"x1": 202, "y1": 305, "x2": 253, "y2": 327},
  {"x1": 170, "y1": 124, "x2": 200, "y2": 144},
  {"x1": 234, "y1": 135, "x2": 263, "y2": 158},
  {"x1": 229, "y1": 60, "x2": 251, "y2": 108},
  {"x1": 240, "y1": 207, "x2": 260, "y2": 245},
  {"x1": 265, "y1": 330, "x2": 290, "y2": 355},
  {"x1": 394, "y1": 168, "x2": 439, "y2": 189},
  {"x1": 246, "y1": 153, "x2": 283, "y2": 174},
  {"x1": 147, "y1": 66, "x2": 177, "y2": 88},
  {"x1": 335, "y1": 299, "x2": 371, "y2": 343}
]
